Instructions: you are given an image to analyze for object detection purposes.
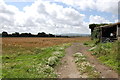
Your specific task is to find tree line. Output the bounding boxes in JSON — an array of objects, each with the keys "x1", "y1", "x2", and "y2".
[{"x1": 1, "y1": 31, "x2": 68, "y2": 37}]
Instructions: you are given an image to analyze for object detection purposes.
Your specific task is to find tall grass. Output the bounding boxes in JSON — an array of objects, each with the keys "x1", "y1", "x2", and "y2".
[{"x1": 84, "y1": 40, "x2": 120, "y2": 74}]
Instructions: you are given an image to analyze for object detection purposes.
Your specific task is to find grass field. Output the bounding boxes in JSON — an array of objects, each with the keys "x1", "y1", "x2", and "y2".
[{"x1": 2, "y1": 37, "x2": 90, "y2": 78}]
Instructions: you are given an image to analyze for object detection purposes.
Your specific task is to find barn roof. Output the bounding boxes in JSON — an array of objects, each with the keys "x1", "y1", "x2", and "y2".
[{"x1": 100, "y1": 22, "x2": 120, "y2": 28}]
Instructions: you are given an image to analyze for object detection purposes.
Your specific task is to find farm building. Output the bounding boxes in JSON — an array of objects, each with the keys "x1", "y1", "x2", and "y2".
[{"x1": 89, "y1": 22, "x2": 120, "y2": 42}]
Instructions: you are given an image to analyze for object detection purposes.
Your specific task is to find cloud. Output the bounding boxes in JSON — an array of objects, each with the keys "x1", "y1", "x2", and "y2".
[
  {"x1": 0, "y1": 0, "x2": 19, "y2": 32},
  {"x1": 95, "y1": 0, "x2": 119, "y2": 14},
  {"x1": 1, "y1": 0, "x2": 118, "y2": 34},
  {"x1": 115, "y1": 19, "x2": 118, "y2": 23},
  {"x1": 53, "y1": 0, "x2": 119, "y2": 14},
  {"x1": 1, "y1": 0, "x2": 90, "y2": 34},
  {"x1": 4, "y1": 0, "x2": 36, "y2": 2},
  {"x1": 89, "y1": 15, "x2": 111, "y2": 24}
]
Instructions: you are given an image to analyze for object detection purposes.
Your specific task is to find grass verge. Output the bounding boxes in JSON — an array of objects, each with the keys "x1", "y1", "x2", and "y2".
[{"x1": 84, "y1": 40, "x2": 120, "y2": 74}]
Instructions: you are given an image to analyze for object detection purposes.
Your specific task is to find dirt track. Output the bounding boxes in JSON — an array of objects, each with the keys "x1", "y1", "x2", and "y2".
[
  {"x1": 56, "y1": 43, "x2": 80, "y2": 78},
  {"x1": 56, "y1": 43, "x2": 118, "y2": 78}
]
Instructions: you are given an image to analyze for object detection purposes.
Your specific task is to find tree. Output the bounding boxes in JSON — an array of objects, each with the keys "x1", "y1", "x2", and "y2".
[
  {"x1": 2, "y1": 31, "x2": 8, "y2": 37},
  {"x1": 12, "y1": 32, "x2": 19, "y2": 37},
  {"x1": 37, "y1": 32, "x2": 48, "y2": 37},
  {"x1": 48, "y1": 33, "x2": 55, "y2": 37},
  {"x1": 20, "y1": 33, "x2": 29, "y2": 37}
]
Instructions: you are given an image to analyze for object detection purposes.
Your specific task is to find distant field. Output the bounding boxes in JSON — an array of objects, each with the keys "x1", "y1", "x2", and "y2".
[{"x1": 2, "y1": 37, "x2": 90, "y2": 49}]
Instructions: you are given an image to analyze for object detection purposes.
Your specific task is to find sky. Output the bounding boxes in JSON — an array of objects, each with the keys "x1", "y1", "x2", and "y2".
[{"x1": 0, "y1": 0, "x2": 119, "y2": 34}]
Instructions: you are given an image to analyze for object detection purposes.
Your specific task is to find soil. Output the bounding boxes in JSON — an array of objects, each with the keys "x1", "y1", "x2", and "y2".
[
  {"x1": 56, "y1": 43, "x2": 81, "y2": 78},
  {"x1": 56, "y1": 43, "x2": 119, "y2": 78}
]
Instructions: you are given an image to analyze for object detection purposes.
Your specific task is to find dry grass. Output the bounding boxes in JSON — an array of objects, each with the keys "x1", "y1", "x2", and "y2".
[
  {"x1": 2, "y1": 37, "x2": 90, "y2": 48},
  {"x1": 2, "y1": 37, "x2": 90, "y2": 55}
]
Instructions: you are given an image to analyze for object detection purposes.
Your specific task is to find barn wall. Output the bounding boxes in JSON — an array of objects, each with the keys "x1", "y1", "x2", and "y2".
[
  {"x1": 118, "y1": 37, "x2": 120, "y2": 40},
  {"x1": 118, "y1": 27, "x2": 120, "y2": 37}
]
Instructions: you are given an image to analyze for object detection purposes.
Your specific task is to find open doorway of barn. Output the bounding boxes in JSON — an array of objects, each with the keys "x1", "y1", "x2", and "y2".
[{"x1": 101, "y1": 25, "x2": 117, "y2": 42}]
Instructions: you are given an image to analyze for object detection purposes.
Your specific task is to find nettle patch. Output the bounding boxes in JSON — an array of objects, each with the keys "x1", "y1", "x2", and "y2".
[{"x1": 73, "y1": 52, "x2": 100, "y2": 78}]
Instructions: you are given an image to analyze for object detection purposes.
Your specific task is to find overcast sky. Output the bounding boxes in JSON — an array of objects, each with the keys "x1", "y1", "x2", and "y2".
[{"x1": 0, "y1": 0, "x2": 119, "y2": 34}]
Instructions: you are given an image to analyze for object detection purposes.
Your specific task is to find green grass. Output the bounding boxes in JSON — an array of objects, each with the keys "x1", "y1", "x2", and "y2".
[
  {"x1": 95, "y1": 41, "x2": 119, "y2": 74},
  {"x1": 2, "y1": 43, "x2": 71, "y2": 78},
  {"x1": 84, "y1": 40, "x2": 120, "y2": 74},
  {"x1": 83, "y1": 39, "x2": 99, "y2": 47}
]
